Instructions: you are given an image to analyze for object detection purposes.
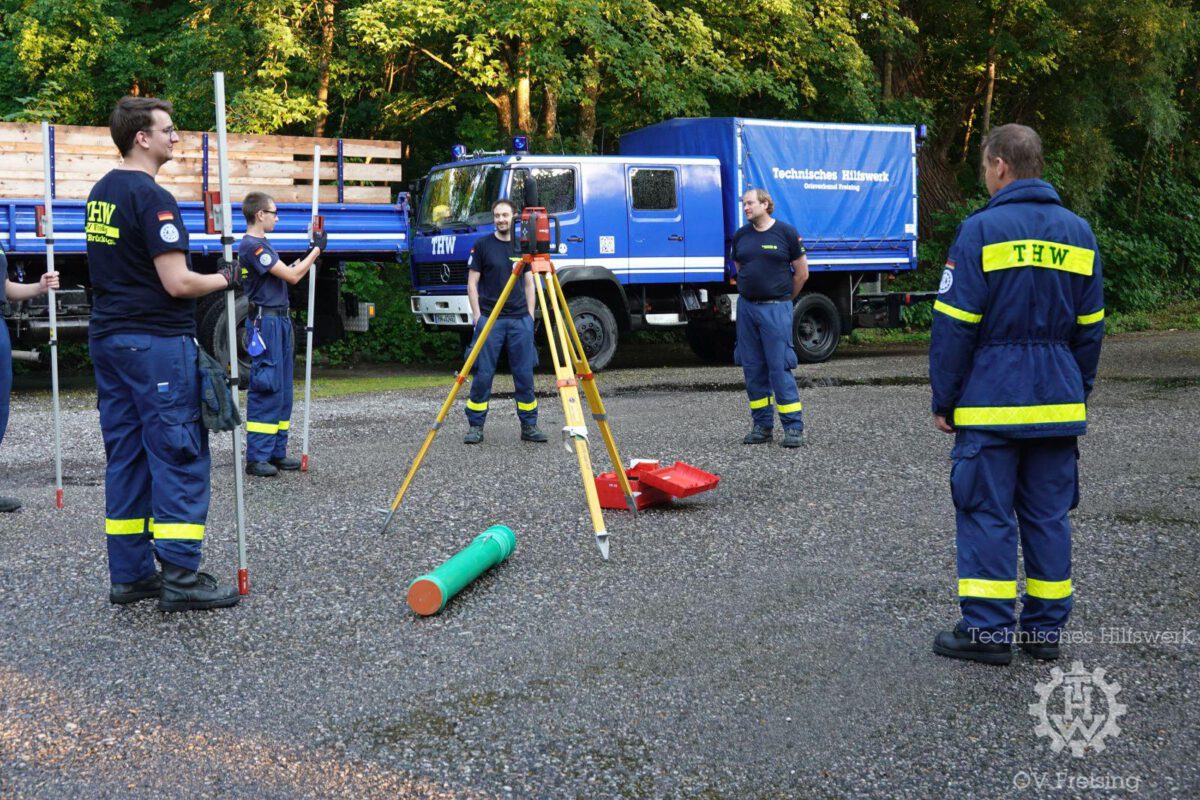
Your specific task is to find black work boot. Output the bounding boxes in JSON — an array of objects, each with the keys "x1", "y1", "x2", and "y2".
[
  {"x1": 110, "y1": 573, "x2": 162, "y2": 604},
  {"x1": 158, "y1": 562, "x2": 241, "y2": 612},
  {"x1": 246, "y1": 461, "x2": 279, "y2": 477},
  {"x1": 0, "y1": 495, "x2": 21, "y2": 512},
  {"x1": 1019, "y1": 639, "x2": 1062, "y2": 660},
  {"x1": 463, "y1": 426, "x2": 484, "y2": 444},
  {"x1": 270, "y1": 456, "x2": 302, "y2": 471},
  {"x1": 742, "y1": 426, "x2": 772, "y2": 445},
  {"x1": 932, "y1": 625, "x2": 1012, "y2": 665},
  {"x1": 780, "y1": 429, "x2": 806, "y2": 448},
  {"x1": 521, "y1": 424, "x2": 548, "y2": 443}
]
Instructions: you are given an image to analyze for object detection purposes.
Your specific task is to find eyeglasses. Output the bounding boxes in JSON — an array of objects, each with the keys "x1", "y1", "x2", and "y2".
[
  {"x1": 143, "y1": 126, "x2": 177, "y2": 137},
  {"x1": 263, "y1": 209, "x2": 278, "y2": 216}
]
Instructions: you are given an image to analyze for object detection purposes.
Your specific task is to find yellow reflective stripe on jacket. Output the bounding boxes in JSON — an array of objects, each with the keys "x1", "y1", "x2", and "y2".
[
  {"x1": 748, "y1": 396, "x2": 772, "y2": 410},
  {"x1": 466, "y1": 399, "x2": 488, "y2": 412},
  {"x1": 777, "y1": 401, "x2": 803, "y2": 414},
  {"x1": 246, "y1": 421, "x2": 279, "y2": 434},
  {"x1": 517, "y1": 399, "x2": 538, "y2": 412},
  {"x1": 105, "y1": 518, "x2": 146, "y2": 535},
  {"x1": 1077, "y1": 309, "x2": 1105, "y2": 325},
  {"x1": 152, "y1": 522, "x2": 205, "y2": 540},
  {"x1": 1026, "y1": 578, "x2": 1073, "y2": 599},
  {"x1": 277, "y1": 420, "x2": 290, "y2": 431},
  {"x1": 933, "y1": 300, "x2": 983, "y2": 324},
  {"x1": 981, "y1": 239, "x2": 1095, "y2": 276},
  {"x1": 953, "y1": 403, "x2": 1086, "y2": 427},
  {"x1": 959, "y1": 578, "x2": 1017, "y2": 599}
]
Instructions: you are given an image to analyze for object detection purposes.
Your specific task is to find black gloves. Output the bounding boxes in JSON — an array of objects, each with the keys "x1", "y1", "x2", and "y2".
[
  {"x1": 310, "y1": 230, "x2": 328, "y2": 253},
  {"x1": 217, "y1": 257, "x2": 240, "y2": 290}
]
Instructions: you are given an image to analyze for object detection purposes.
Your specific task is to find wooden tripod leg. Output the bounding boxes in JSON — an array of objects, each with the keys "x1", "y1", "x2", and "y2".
[
  {"x1": 534, "y1": 271, "x2": 610, "y2": 559},
  {"x1": 380, "y1": 269, "x2": 523, "y2": 534},
  {"x1": 548, "y1": 270, "x2": 637, "y2": 513}
]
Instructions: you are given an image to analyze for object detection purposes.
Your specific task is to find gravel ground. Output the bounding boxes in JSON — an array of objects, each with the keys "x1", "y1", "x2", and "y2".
[{"x1": 1, "y1": 331, "x2": 1197, "y2": 799}]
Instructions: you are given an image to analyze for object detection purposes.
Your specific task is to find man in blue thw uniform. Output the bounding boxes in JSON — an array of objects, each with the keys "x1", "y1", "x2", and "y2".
[
  {"x1": 930, "y1": 124, "x2": 1105, "y2": 665},
  {"x1": 86, "y1": 96, "x2": 240, "y2": 611},
  {"x1": 462, "y1": 199, "x2": 547, "y2": 445},
  {"x1": 238, "y1": 191, "x2": 325, "y2": 477}
]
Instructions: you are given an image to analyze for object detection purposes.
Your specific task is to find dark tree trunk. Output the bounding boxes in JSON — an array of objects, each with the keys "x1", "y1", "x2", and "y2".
[{"x1": 313, "y1": 0, "x2": 336, "y2": 137}]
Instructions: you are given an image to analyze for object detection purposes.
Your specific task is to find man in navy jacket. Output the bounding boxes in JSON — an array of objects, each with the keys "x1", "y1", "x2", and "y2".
[{"x1": 930, "y1": 124, "x2": 1105, "y2": 665}]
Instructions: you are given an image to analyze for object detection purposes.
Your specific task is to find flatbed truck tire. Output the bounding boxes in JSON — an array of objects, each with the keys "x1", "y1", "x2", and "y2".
[
  {"x1": 792, "y1": 292, "x2": 841, "y2": 364},
  {"x1": 199, "y1": 292, "x2": 251, "y2": 388}
]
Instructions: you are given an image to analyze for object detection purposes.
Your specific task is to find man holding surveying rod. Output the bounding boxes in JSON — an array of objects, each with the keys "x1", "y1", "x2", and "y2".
[
  {"x1": 85, "y1": 96, "x2": 240, "y2": 611},
  {"x1": 238, "y1": 191, "x2": 326, "y2": 477}
]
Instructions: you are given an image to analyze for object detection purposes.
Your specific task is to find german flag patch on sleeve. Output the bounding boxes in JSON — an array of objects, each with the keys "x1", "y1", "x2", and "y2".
[{"x1": 156, "y1": 210, "x2": 174, "y2": 222}]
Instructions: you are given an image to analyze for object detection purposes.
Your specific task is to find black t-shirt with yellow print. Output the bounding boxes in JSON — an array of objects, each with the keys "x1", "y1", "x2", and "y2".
[{"x1": 86, "y1": 169, "x2": 195, "y2": 338}]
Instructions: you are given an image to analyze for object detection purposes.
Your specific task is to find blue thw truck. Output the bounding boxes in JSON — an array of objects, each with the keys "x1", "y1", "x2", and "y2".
[
  {"x1": 409, "y1": 117, "x2": 928, "y2": 369},
  {"x1": 0, "y1": 122, "x2": 408, "y2": 373}
]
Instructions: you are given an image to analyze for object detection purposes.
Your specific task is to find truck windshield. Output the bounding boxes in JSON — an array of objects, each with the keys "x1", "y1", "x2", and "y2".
[{"x1": 417, "y1": 164, "x2": 504, "y2": 229}]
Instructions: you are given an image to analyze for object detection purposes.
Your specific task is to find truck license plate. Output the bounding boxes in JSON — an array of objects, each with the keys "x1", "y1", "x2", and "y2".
[{"x1": 432, "y1": 313, "x2": 458, "y2": 325}]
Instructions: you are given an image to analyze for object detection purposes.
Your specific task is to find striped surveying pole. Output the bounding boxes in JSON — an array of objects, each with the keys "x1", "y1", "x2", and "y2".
[
  {"x1": 40, "y1": 121, "x2": 64, "y2": 508},
  {"x1": 213, "y1": 72, "x2": 251, "y2": 595},
  {"x1": 300, "y1": 145, "x2": 320, "y2": 472}
]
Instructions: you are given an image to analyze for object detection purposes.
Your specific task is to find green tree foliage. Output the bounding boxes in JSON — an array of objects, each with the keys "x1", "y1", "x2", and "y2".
[{"x1": 0, "y1": 0, "x2": 1197, "y2": 359}]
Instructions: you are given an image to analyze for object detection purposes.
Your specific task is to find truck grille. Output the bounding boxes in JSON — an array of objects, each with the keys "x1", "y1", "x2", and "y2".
[{"x1": 415, "y1": 262, "x2": 468, "y2": 287}]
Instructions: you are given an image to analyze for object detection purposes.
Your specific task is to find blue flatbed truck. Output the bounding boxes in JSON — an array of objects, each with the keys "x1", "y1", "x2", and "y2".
[
  {"x1": 0, "y1": 123, "x2": 409, "y2": 373},
  {"x1": 408, "y1": 117, "x2": 931, "y2": 369}
]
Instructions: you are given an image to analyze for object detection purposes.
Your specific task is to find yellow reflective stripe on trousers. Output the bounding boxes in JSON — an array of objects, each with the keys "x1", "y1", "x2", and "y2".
[
  {"x1": 981, "y1": 239, "x2": 1095, "y2": 276},
  {"x1": 748, "y1": 396, "x2": 772, "y2": 410},
  {"x1": 277, "y1": 420, "x2": 290, "y2": 431},
  {"x1": 105, "y1": 518, "x2": 146, "y2": 535},
  {"x1": 152, "y1": 522, "x2": 205, "y2": 540},
  {"x1": 246, "y1": 421, "x2": 279, "y2": 434},
  {"x1": 1026, "y1": 577, "x2": 1073, "y2": 599},
  {"x1": 466, "y1": 399, "x2": 488, "y2": 412},
  {"x1": 959, "y1": 578, "x2": 1017, "y2": 599},
  {"x1": 777, "y1": 401, "x2": 803, "y2": 414},
  {"x1": 1077, "y1": 309, "x2": 1105, "y2": 325},
  {"x1": 517, "y1": 399, "x2": 538, "y2": 412},
  {"x1": 933, "y1": 300, "x2": 983, "y2": 324},
  {"x1": 954, "y1": 403, "x2": 1086, "y2": 427}
]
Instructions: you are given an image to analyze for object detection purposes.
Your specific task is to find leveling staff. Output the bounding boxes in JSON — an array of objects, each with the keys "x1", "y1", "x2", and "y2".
[
  {"x1": 238, "y1": 191, "x2": 325, "y2": 478},
  {"x1": 86, "y1": 96, "x2": 239, "y2": 612}
]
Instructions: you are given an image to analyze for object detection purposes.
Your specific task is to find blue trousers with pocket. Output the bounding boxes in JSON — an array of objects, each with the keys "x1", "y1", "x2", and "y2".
[
  {"x1": 91, "y1": 333, "x2": 211, "y2": 581},
  {"x1": 736, "y1": 299, "x2": 803, "y2": 430},
  {"x1": 464, "y1": 315, "x2": 538, "y2": 428},
  {"x1": 0, "y1": 320, "x2": 10, "y2": 451},
  {"x1": 951, "y1": 428, "x2": 1078, "y2": 641},
  {"x1": 246, "y1": 315, "x2": 294, "y2": 462}
]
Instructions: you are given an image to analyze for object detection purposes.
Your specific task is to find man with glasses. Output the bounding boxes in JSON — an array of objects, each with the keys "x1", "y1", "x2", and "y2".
[
  {"x1": 237, "y1": 191, "x2": 325, "y2": 477},
  {"x1": 86, "y1": 96, "x2": 240, "y2": 611}
]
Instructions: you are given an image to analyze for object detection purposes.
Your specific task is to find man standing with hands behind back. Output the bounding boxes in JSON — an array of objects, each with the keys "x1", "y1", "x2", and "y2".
[
  {"x1": 930, "y1": 124, "x2": 1105, "y2": 665},
  {"x1": 461, "y1": 199, "x2": 547, "y2": 445}
]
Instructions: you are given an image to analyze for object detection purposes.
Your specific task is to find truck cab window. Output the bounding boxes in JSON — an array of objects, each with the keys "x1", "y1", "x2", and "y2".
[
  {"x1": 510, "y1": 168, "x2": 576, "y2": 214},
  {"x1": 630, "y1": 168, "x2": 677, "y2": 211},
  {"x1": 418, "y1": 164, "x2": 503, "y2": 228}
]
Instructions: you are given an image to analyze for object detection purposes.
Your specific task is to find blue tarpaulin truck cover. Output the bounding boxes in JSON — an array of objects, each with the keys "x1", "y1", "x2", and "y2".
[{"x1": 620, "y1": 118, "x2": 918, "y2": 270}]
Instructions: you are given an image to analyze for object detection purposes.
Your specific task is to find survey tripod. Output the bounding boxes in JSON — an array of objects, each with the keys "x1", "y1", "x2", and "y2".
[{"x1": 379, "y1": 208, "x2": 637, "y2": 559}]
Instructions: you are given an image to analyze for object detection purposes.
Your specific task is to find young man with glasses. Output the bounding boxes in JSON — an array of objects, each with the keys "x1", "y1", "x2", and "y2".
[
  {"x1": 238, "y1": 191, "x2": 325, "y2": 477},
  {"x1": 86, "y1": 96, "x2": 240, "y2": 611}
]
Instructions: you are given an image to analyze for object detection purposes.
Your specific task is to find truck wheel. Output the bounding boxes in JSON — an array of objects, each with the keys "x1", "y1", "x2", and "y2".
[
  {"x1": 199, "y1": 293, "x2": 251, "y2": 386},
  {"x1": 792, "y1": 293, "x2": 841, "y2": 363},
  {"x1": 685, "y1": 320, "x2": 736, "y2": 364},
  {"x1": 567, "y1": 296, "x2": 619, "y2": 371}
]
